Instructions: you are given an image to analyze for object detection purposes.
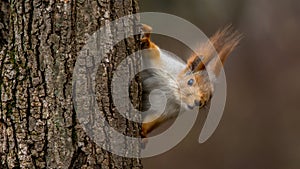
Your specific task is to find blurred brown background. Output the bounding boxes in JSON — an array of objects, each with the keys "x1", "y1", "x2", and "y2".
[{"x1": 140, "y1": 0, "x2": 300, "y2": 168}]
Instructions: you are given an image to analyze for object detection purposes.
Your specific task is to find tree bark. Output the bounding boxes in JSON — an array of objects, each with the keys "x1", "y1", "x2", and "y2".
[
  {"x1": 0, "y1": 0, "x2": 142, "y2": 168},
  {"x1": 0, "y1": 0, "x2": 10, "y2": 50}
]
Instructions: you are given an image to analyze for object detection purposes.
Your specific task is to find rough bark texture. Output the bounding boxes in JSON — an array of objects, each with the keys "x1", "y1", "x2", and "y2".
[
  {"x1": 0, "y1": 0, "x2": 10, "y2": 50},
  {"x1": 0, "y1": 0, "x2": 142, "y2": 168}
]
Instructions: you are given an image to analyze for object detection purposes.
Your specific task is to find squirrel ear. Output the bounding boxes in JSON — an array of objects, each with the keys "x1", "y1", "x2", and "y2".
[
  {"x1": 187, "y1": 55, "x2": 203, "y2": 72},
  {"x1": 186, "y1": 25, "x2": 241, "y2": 75},
  {"x1": 187, "y1": 54, "x2": 214, "y2": 73}
]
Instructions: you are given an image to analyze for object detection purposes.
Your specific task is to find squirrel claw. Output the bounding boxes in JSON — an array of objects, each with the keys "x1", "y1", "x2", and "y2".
[{"x1": 141, "y1": 137, "x2": 148, "y2": 149}]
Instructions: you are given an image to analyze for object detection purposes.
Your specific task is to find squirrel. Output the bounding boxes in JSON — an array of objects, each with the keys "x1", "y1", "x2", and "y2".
[{"x1": 139, "y1": 24, "x2": 241, "y2": 139}]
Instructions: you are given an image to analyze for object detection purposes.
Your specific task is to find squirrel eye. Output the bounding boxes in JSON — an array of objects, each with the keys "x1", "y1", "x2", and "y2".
[{"x1": 187, "y1": 79, "x2": 194, "y2": 86}]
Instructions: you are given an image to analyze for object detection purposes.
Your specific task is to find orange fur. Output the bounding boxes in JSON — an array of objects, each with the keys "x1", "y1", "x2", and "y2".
[
  {"x1": 140, "y1": 24, "x2": 241, "y2": 141},
  {"x1": 140, "y1": 24, "x2": 161, "y2": 64}
]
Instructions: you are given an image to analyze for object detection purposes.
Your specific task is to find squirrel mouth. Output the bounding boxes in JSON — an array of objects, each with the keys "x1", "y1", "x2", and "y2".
[{"x1": 187, "y1": 104, "x2": 195, "y2": 110}]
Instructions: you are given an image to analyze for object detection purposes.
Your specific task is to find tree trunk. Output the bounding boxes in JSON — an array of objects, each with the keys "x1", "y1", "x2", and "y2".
[
  {"x1": 0, "y1": 0, "x2": 142, "y2": 168},
  {"x1": 0, "y1": 0, "x2": 9, "y2": 50}
]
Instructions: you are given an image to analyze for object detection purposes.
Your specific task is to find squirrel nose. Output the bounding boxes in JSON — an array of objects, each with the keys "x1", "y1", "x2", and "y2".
[{"x1": 194, "y1": 100, "x2": 202, "y2": 107}]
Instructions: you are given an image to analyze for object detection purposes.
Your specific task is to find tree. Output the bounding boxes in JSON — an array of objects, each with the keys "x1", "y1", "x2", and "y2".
[
  {"x1": 0, "y1": 0, "x2": 142, "y2": 168},
  {"x1": 0, "y1": 0, "x2": 9, "y2": 50}
]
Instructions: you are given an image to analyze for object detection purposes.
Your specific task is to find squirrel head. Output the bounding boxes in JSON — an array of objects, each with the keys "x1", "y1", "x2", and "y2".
[
  {"x1": 177, "y1": 25, "x2": 242, "y2": 110},
  {"x1": 177, "y1": 69, "x2": 212, "y2": 110}
]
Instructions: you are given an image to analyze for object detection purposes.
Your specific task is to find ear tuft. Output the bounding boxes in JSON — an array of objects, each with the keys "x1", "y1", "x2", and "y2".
[
  {"x1": 210, "y1": 25, "x2": 242, "y2": 76},
  {"x1": 210, "y1": 25, "x2": 242, "y2": 61},
  {"x1": 185, "y1": 25, "x2": 242, "y2": 76}
]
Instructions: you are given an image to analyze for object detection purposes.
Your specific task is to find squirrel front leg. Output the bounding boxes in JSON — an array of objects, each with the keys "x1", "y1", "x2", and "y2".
[{"x1": 141, "y1": 115, "x2": 166, "y2": 138}]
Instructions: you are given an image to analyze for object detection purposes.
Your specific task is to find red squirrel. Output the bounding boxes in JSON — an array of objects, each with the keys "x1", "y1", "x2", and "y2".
[{"x1": 139, "y1": 24, "x2": 241, "y2": 139}]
